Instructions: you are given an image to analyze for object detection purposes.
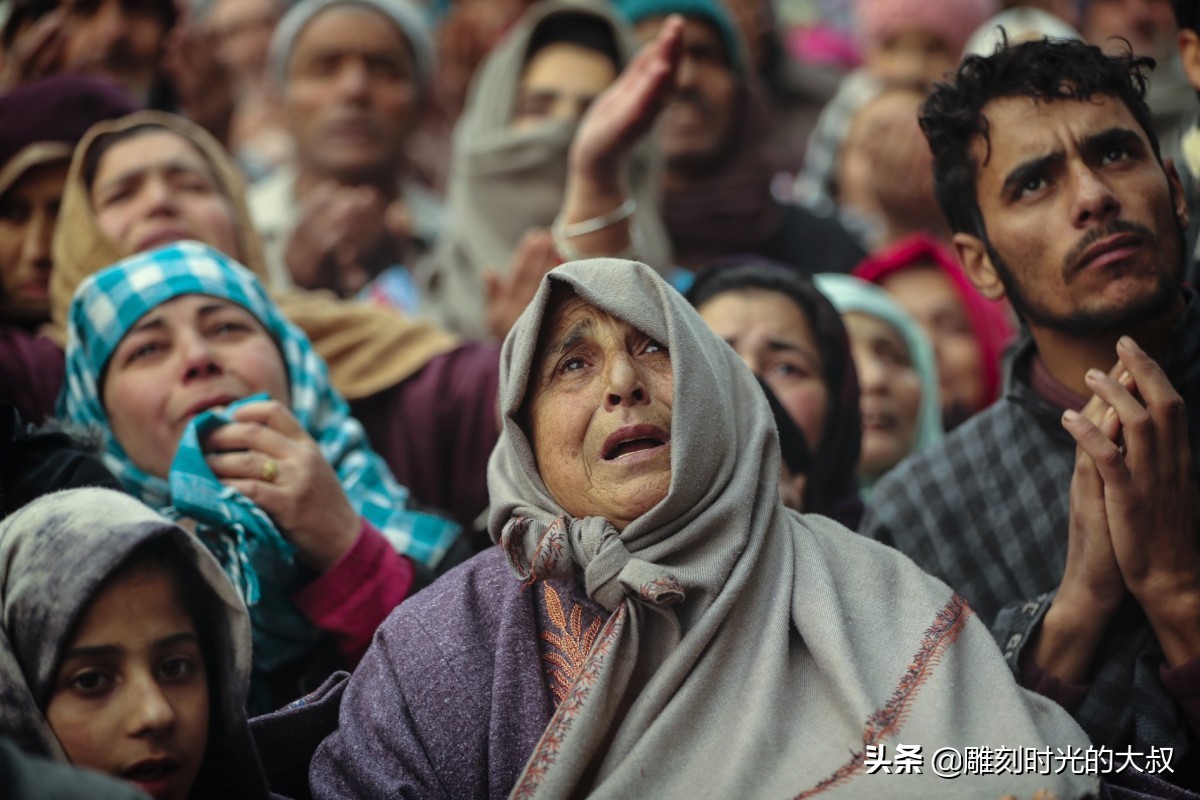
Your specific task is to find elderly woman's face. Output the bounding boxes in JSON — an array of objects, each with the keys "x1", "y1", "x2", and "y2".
[
  {"x1": 90, "y1": 130, "x2": 242, "y2": 260},
  {"x1": 528, "y1": 294, "x2": 673, "y2": 531},
  {"x1": 103, "y1": 294, "x2": 289, "y2": 479}
]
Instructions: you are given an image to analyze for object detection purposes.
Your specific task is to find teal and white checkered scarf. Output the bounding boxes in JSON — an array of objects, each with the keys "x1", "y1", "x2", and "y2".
[{"x1": 60, "y1": 241, "x2": 460, "y2": 670}]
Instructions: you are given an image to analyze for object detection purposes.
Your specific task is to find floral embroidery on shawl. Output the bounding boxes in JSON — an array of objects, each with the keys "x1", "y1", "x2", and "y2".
[
  {"x1": 503, "y1": 515, "x2": 572, "y2": 587},
  {"x1": 539, "y1": 583, "x2": 603, "y2": 704},
  {"x1": 512, "y1": 603, "x2": 628, "y2": 799},
  {"x1": 639, "y1": 575, "x2": 685, "y2": 606},
  {"x1": 793, "y1": 594, "x2": 972, "y2": 799}
]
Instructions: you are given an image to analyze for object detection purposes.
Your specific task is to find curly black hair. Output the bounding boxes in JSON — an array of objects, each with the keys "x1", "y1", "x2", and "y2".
[
  {"x1": 919, "y1": 37, "x2": 1159, "y2": 239},
  {"x1": 1174, "y1": 0, "x2": 1199, "y2": 35}
]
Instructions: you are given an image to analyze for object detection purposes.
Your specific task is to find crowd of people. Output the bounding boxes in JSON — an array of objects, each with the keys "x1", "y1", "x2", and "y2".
[{"x1": 0, "y1": 0, "x2": 1199, "y2": 797}]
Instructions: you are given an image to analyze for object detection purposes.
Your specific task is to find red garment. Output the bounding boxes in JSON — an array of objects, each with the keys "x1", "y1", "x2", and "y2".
[
  {"x1": 292, "y1": 518, "x2": 414, "y2": 666},
  {"x1": 853, "y1": 233, "x2": 1016, "y2": 410}
]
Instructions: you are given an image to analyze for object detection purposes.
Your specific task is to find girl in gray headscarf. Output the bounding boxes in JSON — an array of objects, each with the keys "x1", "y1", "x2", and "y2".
[
  {"x1": 310, "y1": 258, "x2": 1097, "y2": 799},
  {"x1": 0, "y1": 488, "x2": 269, "y2": 800}
]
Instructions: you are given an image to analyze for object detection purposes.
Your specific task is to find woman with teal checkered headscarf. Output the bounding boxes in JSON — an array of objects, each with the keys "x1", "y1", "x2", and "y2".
[{"x1": 60, "y1": 240, "x2": 462, "y2": 709}]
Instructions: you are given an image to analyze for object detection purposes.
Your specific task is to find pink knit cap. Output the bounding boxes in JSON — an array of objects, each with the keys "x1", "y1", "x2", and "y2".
[{"x1": 855, "y1": 0, "x2": 1000, "y2": 55}]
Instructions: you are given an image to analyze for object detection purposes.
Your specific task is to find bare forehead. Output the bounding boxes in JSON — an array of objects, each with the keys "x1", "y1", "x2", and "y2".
[
  {"x1": 973, "y1": 93, "x2": 1146, "y2": 168},
  {"x1": 97, "y1": 129, "x2": 217, "y2": 177},
  {"x1": 128, "y1": 294, "x2": 254, "y2": 331}
]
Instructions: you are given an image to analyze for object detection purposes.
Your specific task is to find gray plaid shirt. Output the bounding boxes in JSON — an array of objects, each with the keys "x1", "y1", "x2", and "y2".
[{"x1": 861, "y1": 291, "x2": 1200, "y2": 760}]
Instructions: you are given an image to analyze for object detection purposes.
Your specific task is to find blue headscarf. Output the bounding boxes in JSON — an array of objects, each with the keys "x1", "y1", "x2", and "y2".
[
  {"x1": 814, "y1": 273, "x2": 943, "y2": 495},
  {"x1": 60, "y1": 241, "x2": 460, "y2": 673}
]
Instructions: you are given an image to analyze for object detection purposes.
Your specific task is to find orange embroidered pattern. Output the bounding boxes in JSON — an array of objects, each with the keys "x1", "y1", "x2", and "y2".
[
  {"x1": 793, "y1": 593, "x2": 972, "y2": 799},
  {"x1": 539, "y1": 583, "x2": 602, "y2": 704},
  {"x1": 512, "y1": 603, "x2": 627, "y2": 799}
]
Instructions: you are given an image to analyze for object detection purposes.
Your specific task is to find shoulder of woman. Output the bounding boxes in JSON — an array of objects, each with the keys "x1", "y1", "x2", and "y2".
[
  {"x1": 790, "y1": 512, "x2": 958, "y2": 605},
  {"x1": 377, "y1": 548, "x2": 532, "y2": 656}
]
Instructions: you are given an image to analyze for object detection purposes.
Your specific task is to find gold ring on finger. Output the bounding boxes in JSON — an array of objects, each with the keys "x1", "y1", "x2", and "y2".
[{"x1": 261, "y1": 457, "x2": 279, "y2": 483}]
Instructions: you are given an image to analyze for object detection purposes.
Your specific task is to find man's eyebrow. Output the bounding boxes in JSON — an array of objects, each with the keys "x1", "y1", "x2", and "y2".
[
  {"x1": 1081, "y1": 126, "x2": 1145, "y2": 156},
  {"x1": 1001, "y1": 151, "x2": 1062, "y2": 199}
]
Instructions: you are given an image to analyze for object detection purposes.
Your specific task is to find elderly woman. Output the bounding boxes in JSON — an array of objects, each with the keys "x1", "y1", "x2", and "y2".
[
  {"x1": 60, "y1": 241, "x2": 458, "y2": 710},
  {"x1": 0, "y1": 487, "x2": 269, "y2": 798},
  {"x1": 687, "y1": 259, "x2": 862, "y2": 527},
  {"x1": 815, "y1": 272, "x2": 943, "y2": 494},
  {"x1": 48, "y1": 110, "x2": 498, "y2": 532},
  {"x1": 308, "y1": 258, "x2": 1095, "y2": 798}
]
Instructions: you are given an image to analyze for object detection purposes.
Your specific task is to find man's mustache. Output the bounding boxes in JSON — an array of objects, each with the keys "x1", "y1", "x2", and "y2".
[{"x1": 1062, "y1": 219, "x2": 1157, "y2": 279}]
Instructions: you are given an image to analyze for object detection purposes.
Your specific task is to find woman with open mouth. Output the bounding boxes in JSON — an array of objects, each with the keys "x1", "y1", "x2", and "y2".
[
  {"x1": 0, "y1": 487, "x2": 269, "y2": 800},
  {"x1": 306, "y1": 258, "x2": 1095, "y2": 799}
]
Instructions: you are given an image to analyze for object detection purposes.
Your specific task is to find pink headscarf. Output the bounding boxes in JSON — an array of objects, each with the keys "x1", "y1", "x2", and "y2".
[
  {"x1": 853, "y1": 233, "x2": 1014, "y2": 408},
  {"x1": 854, "y1": 0, "x2": 999, "y2": 56}
]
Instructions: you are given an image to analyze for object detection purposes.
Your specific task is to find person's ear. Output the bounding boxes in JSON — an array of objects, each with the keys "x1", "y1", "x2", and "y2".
[
  {"x1": 953, "y1": 231, "x2": 1006, "y2": 301},
  {"x1": 1164, "y1": 157, "x2": 1191, "y2": 233},
  {"x1": 1178, "y1": 29, "x2": 1200, "y2": 93}
]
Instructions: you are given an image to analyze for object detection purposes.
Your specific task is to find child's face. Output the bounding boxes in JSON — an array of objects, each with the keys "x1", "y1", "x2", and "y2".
[
  {"x1": 45, "y1": 560, "x2": 209, "y2": 800},
  {"x1": 865, "y1": 29, "x2": 956, "y2": 87}
]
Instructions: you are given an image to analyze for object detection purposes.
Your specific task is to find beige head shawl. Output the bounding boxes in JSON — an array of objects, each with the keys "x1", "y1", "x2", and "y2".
[
  {"x1": 489, "y1": 258, "x2": 1097, "y2": 798},
  {"x1": 416, "y1": 0, "x2": 671, "y2": 339},
  {"x1": 50, "y1": 111, "x2": 457, "y2": 399}
]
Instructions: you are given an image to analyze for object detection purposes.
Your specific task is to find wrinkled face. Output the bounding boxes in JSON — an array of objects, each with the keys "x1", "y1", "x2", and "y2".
[
  {"x1": 102, "y1": 294, "x2": 290, "y2": 479},
  {"x1": 512, "y1": 42, "x2": 617, "y2": 131},
  {"x1": 865, "y1": 28, "x2": 956, "y2": 87},
  {"x1": 45, "y1": 560, "x2": 208, "y2": 800},
  {"x1": 60, "y1": 0, "x2": 170, "y2": 104},
  {"x1": 208, "y1": 0, "x2": 282, "y2": 88},
  {"x1": 282, "y1": 6, "x2": 419, "y2": 181},
  {"x1": 1082, "y1": 0, "x2": 1175, "y2": 58},
  {"x1": 528, "y1": 293, "x2": 673, "y2": 531},
  {"x1": 635, "y1": 16, "x2": 737, "y2": 173},
  {"x1": 0, "y1": 161, "x2": 67, "y2": 314},
  {"x1": 878, "y1": 264, "x2": 986, "y2": 417},
  {"x1": 91, "y1": 130, "x2": 242, "y2": 260},
  {"x1": 958, "y1": 95, "x2": 1186, "y2": 336},
  {"x1": 843, "y1": 311, "x2": 923, "y2": 482},
  {"x1": 697, "y1": 289, "x2": 828, "y2": 454}
]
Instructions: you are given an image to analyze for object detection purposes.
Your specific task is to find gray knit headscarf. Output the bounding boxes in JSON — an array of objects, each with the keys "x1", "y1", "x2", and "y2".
[{"x1": 266, "y1": 0, "x2": 435, "y2": 92}]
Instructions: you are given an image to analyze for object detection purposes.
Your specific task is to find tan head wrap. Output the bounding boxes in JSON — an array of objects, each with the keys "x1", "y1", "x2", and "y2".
[{"x1": 50, "y1": 111, "x2": 457, "y2": 399}]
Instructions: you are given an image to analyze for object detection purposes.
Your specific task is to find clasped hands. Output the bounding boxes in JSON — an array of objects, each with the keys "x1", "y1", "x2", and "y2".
[{"x1": 1048, "y1": 336, "x2": 1200, "y2": 676}]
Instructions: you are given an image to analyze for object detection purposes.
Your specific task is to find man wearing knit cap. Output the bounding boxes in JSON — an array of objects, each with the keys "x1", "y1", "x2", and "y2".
[
  {"x1": 249, "y1": 0, "x2": 440, "y2": 299},
  {"x1": 613, "y1": 0, "x2": 865, "y2": 275}
]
